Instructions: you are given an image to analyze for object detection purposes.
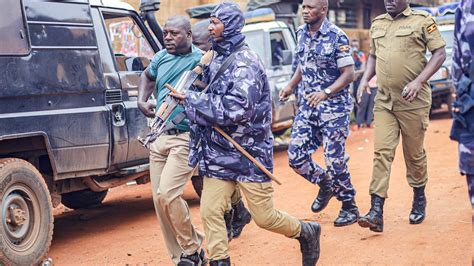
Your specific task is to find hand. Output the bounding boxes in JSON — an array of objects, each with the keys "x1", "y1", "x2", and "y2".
[
  {"x1": 279, "y1": 85, "x2": 294, "y2": 102},
  {"x1": 305, "y1": 91, "x2": 328, "y2": 107},
  {"x1": 403, "y1": 79, "x2": 423, "y2": 102},
  {"x1": 169, "y1": 92, "x2": 186, "y2": 104},
  {"x1": 137, "y1": 101, "x2": 156, "y2": 118},
  {"x1": 357, "y1": 80, "x2": 370, "y2": 103}
]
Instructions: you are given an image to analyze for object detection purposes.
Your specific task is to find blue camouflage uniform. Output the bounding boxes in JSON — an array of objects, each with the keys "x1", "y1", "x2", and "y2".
[
  {"x1": 450, "y1": 0, "x2": 474, "y2": 206},
  {"x1": 184, "y1": 4, "x2": 273, "y2": 183},
  {"x1": 288, "y1": 19, "x2": 356, "y2": 202},
  {"x1": 184, "y1": 4, "x2": 307, "y2": 262}
]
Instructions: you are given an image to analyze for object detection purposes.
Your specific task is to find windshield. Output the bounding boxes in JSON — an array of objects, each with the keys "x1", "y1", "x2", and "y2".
[{"x1": 243, "y1": 30, "x2": 267, "y2": 66}]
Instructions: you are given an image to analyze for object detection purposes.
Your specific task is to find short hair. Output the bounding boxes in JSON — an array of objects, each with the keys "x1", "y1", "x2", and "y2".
[{"x1": 165, "y1": 15, "x2": 191, "y2": 32}]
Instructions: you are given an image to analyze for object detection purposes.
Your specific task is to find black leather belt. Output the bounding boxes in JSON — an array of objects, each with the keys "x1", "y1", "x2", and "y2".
[{"x1": 163, "y1": 129, "x2": 188, "y2": 135}]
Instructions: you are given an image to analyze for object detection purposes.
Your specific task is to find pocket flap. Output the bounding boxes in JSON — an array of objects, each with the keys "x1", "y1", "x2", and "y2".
[
  {"x1": 395, "y1": 29, "x2": 414, "y2": 36},
  {"x1": 371, "y1": 30, "x2": 386, "y2": 39}
]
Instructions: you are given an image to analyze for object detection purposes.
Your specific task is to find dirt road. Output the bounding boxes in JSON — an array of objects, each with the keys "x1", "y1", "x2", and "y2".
[{"x1": 48, "y1": 115, "x2": 472, "y2": 265}]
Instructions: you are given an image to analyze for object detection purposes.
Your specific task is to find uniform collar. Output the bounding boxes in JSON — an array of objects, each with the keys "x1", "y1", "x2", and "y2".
[
  {"x1": 304, "y1": 18, "x2": 331, "y2": 38},
  {"x1": 385, "y1": 7, "x2": 412, "y2": 20}
]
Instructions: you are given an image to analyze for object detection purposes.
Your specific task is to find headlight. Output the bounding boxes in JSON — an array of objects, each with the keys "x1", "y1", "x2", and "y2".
[{"x1": 430, "y1": 66, "x2": 449, "y2": 81}]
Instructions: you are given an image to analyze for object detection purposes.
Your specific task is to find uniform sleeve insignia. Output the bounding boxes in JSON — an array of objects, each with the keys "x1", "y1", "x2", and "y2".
[
  {"x1": 427, "y1": 23, "x2": 437, "y2": 34},
  {"x1": 338, "y1": 45, "x2": 350, "y2": 52}
]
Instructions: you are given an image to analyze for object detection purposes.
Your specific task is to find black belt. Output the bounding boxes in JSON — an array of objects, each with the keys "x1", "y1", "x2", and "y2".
[{"x1": 163, "y1": 129, "x2": 188, "y2": 135}]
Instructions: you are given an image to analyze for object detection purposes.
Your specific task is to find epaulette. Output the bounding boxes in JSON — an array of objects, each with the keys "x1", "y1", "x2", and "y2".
[
  {"x1": 372, "y1": 14, "x2": 387, "y2": 22},
  {"x1": 411, "y1": 9, "x2": 430, "y2": 17}
]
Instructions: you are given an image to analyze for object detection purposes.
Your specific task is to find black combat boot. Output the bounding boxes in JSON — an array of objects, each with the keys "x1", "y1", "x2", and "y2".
[
  {"x1": 177, "y1": 249, "x2": 207, "y2": 266},
  {"x1": 334, "y1": 199, "x2": 359, "y2": 227},
  {"x1": 296, "y1": 221, "x2": 321, "y2": 266},
  {"x1": 358, "y1": 194, "x2": 385, "y2": 232},
  {"x1": 409, "y1": 186, "x2": 426, "y2": 224},
  {"x1": 209, "y1": 257, "x2": 230, "y2": 266},
  {"x1": 224, "y1": 209, "x2": 234, "y2": 241},
  {"x1": 311, "y1": 176, "x2": 334, "y2": 212},
  {"x1": 231, "y1": 200, "x2": 252, "y2": 238}
]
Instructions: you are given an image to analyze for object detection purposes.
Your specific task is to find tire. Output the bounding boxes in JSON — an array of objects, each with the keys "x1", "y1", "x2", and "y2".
[
  {"x1": 0, "y1": 158, "x2": 53, "y2": 265},
  {"x1": 61, "y1": 189, "x2": 108, "y2": 210},
  {"x1": 191, "y1": 175, "x2": 203, "y2": 198}
]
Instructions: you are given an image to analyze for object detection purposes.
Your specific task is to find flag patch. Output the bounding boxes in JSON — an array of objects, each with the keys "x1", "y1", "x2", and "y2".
[{"x1": 427, "y1": 23, "x2": 437, "y2": 34}]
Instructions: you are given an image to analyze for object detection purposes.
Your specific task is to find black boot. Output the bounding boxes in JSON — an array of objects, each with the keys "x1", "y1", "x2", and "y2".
[
  {"x1": 231, "y1": 200, "x2": 252, "y2": 238},
  {"x1": 334, "y1": 199, "x2": 359, "y2": 227},
  {"x1": 311, "y1": 176, "x2": 334, "y2": 213},
  {"x1": 358, "y1": 194, "x2": 385, "y2": 232},
  {"x1": 177, "y1": 249, "x2": 207, "y2": 266},
  {"x1": 224, "y1": 209, "x2": 234, "y2": 241},
  {"x1": 296, "y1": 221, "x2": 321, "y2": 266},
  {"x1": 209, "y1": 257, "x2": 230, "y2": 266},
  {"x1": 409, "y1": 186, "x2": 426, "y2": 224}
]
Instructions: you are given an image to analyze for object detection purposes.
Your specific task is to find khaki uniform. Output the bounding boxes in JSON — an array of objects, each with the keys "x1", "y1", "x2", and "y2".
[
  {"x1": 200, "y1": 177, "x2": 301, "y2": 260},
  {"x1": 150, "y1": 133, "x2": 243, "y2": 263},
  {"x1": 149, "y1": 132, "x2": 204, "y2": 264},
  {"x1": 369, "y1": 8, "x2": 445, "y2": 198}
]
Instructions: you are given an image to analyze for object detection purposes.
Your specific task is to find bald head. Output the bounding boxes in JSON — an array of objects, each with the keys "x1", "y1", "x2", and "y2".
[
  {"x1": 164, "y1": 15, "x2": 191, "y2": 32},
  {"x1": 302, "y1": 0, "x2": 328, "y2": 26},
  {"x1": 163, "y1": 15, "x2": 192, "y2": 55}
]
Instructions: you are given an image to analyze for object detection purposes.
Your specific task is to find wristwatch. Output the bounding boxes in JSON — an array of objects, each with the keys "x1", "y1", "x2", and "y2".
[{"x1": 323, "y1": 88, "x2": 332, "y2": 97}]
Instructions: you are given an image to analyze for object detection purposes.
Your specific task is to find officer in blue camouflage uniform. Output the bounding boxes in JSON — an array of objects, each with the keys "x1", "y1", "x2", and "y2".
[
  {"x1": 280, "y1": 0, "x2": 359, "y2": 227},
  {"x1": 171, "y1": 3, "x2": 321, "y2": 266},
  {"x1": 450, "y1": 0, "x2": 474, "y2": 209}
]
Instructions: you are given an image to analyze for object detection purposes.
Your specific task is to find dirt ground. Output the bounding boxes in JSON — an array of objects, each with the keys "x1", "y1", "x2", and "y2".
[{"x1": 48, "y1": 113, "x2": 472, "y2": 265}]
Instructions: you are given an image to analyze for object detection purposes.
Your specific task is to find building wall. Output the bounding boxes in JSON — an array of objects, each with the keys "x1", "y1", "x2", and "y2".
[{"x1": 125, "y1": 0, "x2": 246, "y2": 25}]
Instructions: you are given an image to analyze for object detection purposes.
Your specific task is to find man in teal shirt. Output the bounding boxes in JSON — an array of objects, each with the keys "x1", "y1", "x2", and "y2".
[{"x1": 138, "y1": 16, "x2": 205, "y2": 265}]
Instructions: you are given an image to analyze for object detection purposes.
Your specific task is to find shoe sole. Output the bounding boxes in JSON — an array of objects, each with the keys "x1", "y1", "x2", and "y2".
[
  {"x1": 409, "y1": 216, "x2": 425, "y2": 224},
  {"x1": 357, "y1": 219, "x2": 383, "y2": 232},
  {"x1": 334, "y1": 217, "x2": 358, "y2": 227}
]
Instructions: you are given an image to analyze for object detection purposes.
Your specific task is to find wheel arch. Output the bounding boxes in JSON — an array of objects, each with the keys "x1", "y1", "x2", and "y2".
[{"x1": 0, "y1": 132, "x2": 58, "y2": 188}]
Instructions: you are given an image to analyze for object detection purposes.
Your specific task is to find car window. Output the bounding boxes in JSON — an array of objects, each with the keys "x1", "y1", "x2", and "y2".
[
  {"x1": 0, "y1": 0, "x2": 29, "y2": 55},
  {"x1": 243, "y1": 30, "x2": 267, "y2": 66},
  {"x1": 103, "y1": 13, "x2": 155, "y2": 71},
  {"x1": 270, "y1": 31, "x2": 290, "y2": 66}
]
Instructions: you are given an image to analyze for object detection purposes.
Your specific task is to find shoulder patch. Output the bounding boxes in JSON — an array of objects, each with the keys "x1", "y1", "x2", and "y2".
[
  {"x1": 426, "y1": 23, "x2": 437, "y2": 34},
  {"x1": 338, "y1": 45, "x2": 350, "y2": 53}
]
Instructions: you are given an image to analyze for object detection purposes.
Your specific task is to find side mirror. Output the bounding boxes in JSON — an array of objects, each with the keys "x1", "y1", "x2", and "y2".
[
  {"x1": 139, "y1": 0, "x2": 161, "y2": 12},
  {"x1": 125, "y1": 56, "x2": 150, "y2": 72}
]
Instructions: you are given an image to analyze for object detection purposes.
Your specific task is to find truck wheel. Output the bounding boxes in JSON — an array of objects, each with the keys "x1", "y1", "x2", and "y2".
[
  {"x1": 191, "y1": 176, "x2": 203, "y2": 198},
  {"x1": 61, "y1": 189, "x2": 108, "y2": 209},
  {"x1": 0, "y1": 158, "x2": 53, "y2": 265}
]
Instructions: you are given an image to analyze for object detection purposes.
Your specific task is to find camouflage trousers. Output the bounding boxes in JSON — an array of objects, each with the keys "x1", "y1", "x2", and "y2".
[{"x1": 288, "y1": 107, "x2": 356, "y2": 202}]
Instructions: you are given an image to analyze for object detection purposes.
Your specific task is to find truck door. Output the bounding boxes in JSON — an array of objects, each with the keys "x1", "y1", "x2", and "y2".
[{"x1": 91, "y1": 7, "x2": 157, "y2": 168}]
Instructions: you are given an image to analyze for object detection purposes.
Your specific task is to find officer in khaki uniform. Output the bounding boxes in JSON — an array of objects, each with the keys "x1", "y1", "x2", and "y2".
[{"x1": 356, "y1": 0, "x2": 446, "y2": 232}]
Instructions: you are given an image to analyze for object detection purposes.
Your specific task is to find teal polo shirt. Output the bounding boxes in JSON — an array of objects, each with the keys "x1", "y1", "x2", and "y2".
[{"x1": 147, "y1": 45, "x2": 202, "y2": 131}]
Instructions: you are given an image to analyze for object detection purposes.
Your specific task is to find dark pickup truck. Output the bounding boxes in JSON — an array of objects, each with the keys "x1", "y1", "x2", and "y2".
[{"x1": 0, "y1": 0, "x2": 168, "y2": 264}]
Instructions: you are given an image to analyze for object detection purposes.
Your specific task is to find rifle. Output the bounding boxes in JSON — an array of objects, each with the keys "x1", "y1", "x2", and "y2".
[{"x1": 138, "y1": 51, "x2": 213, "y2": 148}]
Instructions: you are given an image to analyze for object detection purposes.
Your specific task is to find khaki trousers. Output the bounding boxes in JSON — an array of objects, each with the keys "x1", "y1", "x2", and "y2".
[
  {"x1": 370, "y1": 106, "x2": 430, "y2": 198},
  {"x1": 150, "y1": 132, "x2": 204, "y2": 264},
  {"x1": 200, "y1": 176, "x2": 301, "y2": 260}
]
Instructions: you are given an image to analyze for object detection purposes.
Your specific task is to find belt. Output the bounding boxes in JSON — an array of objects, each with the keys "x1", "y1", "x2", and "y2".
[{"x1": 163, "y1": 129, "x2": 188, "y2": 135}]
